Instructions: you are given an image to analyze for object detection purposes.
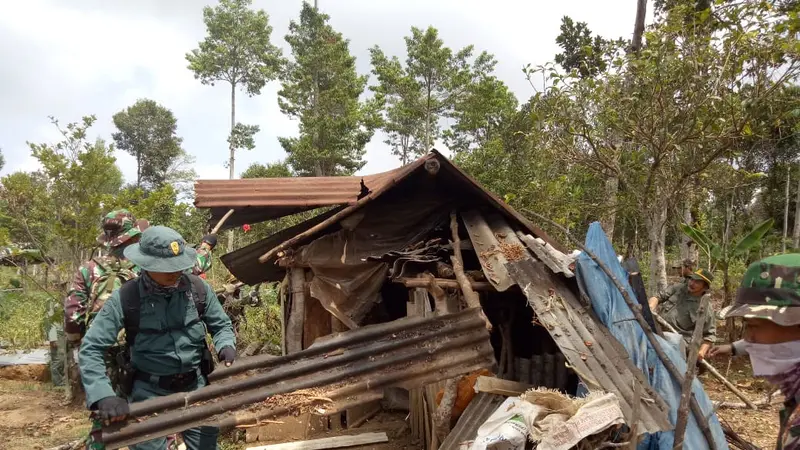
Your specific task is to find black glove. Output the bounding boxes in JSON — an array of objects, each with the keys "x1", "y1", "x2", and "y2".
[
  {"x1": 219, "y1": 346, "x2": 236, "y2": 366},
  {"x1": 201, "y1": 234, "x2": 218, "y2": 249},
  {"x1": 96, "y1": 396, "x2": 129, "y2": 423}
]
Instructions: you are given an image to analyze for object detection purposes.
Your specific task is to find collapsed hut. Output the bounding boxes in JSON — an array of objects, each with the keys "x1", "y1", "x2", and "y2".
[{"x1": 193, "y1": 150, "x2": 672, "y2": 448}]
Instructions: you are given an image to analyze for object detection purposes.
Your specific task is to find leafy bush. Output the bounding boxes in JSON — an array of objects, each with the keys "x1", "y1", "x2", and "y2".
[
  {"x1": 0, "y1": 290, "x2": 52, "y2": 348},
  {"x1": 238, "y1": 285, "x2": 282, "y2": 352}
]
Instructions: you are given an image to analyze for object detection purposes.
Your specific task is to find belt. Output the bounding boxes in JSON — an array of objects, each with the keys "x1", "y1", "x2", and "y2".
[{"x1": 135, "y1": 368, "x2": 201, "y2": 392}]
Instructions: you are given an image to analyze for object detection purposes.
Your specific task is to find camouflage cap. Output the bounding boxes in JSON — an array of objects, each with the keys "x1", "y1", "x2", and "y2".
[
  {"x1": 689, "y1": 268, "x2": 714, "y2": 286},
  {"x1": 96, "y1": 209, "x2": 150, "y2": 248},
  {"x1": 723, "y1": 254, "x2": 800, "y2": 326}
]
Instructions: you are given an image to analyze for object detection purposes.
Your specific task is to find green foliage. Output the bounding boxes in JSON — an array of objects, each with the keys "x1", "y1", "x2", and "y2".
[
  {"x1": 238, "y1": 285, "x2": 282, "y2": 352},
  {"x1": 0, "y1": 148, "x2": 4, "y2": 172},
  {"x1": 112, "y1": 99, "x2": 190, "y2": 191},
  {"x1": 278, "y1": 3, "x2": 379, "y2": 176},
  {"x1": 241, "y1": 161, "x2": 293, "y2": 179},
  {"x1": 554, "y1": 16, "x2": 620, "y2": 78},
  {"x1": 228, "y1": 123, "x2": 260, "y2": 154},
  {"x1": 185, "y1": 0, "x2": 283, "y2": 95},
  {"x1": 682, "y1": 219, "x2": 775, "y2": 270},
  {"x1": 370, "y1": 26, "x2": 496, "y2": 163},
  {"x1": 0, "y1": 290, "x2": 50, "y2": 348},
  {"x1": 20, "y1": 116, "x2": 123, "y2": 266}
]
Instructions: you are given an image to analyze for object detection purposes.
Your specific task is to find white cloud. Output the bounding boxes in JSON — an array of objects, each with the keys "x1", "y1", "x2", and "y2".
[{"x1": 0, "y1": 0, "x2": 648, "y2": 184}]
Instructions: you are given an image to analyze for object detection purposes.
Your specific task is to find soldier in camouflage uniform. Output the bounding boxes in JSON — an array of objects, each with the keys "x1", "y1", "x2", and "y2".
[
  {"x1": 192, "y1": 234, "x2": 217, "y2": 279},
  {"x1": 681, "y1": 258, "x2": 696, "y2": 283},
  {"x1": 649, "y1": 268, "x2": 717, "y2": 359},
  {"x1": 64, "y1": 210, "x2": 149, "y2": 403},
  {"x1": 714, "y1": 254, "x2": 800, "y2": 450}
]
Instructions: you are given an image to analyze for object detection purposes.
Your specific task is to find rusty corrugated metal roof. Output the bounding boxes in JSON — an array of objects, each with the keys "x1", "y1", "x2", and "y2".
[
  {"x1": 440, "y1": 392, "x2": 504, "y2": 450},
  {"x1": 101, "y1": 308, "x2": 494, "y2": 449},
  {"x1": 506, "y1": 258, "x2": 672, "y2": 435}
]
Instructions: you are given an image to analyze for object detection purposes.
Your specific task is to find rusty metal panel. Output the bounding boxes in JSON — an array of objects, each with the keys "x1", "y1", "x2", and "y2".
[
  {"x1": 506, "y1": 258, "x2": 672, "y2": 435},
  {"x1": 440, "y1": 392, "x2": 504, "y2": 450},
  {"x1": 101, "y1": 308, "x2": 494, "y2": 449}
]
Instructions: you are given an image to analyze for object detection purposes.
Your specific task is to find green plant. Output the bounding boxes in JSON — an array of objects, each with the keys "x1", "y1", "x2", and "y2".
[{"x1": 680, "y1": 218, "x2": 774, "y2": 307}]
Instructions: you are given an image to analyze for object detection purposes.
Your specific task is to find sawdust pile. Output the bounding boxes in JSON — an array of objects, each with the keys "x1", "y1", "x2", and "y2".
[{"x1": 499, "y1": 242, "x2": 526, "y2": 261}]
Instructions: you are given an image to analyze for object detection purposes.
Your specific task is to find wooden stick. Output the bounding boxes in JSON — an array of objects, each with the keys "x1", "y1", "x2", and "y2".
[
  {"x1": 473, "y1": 375, "x2": 533, "y2": 396},
  {"x1": 653, "y1": 313, "x2": 758, "y2": 410},
  {"x1": 674, "y1": 299, "x2": 708, "y2": 448},
  {"x1": 449, "y1": 211, "x2": 491, "y2": 330},
  {"x1": 211, "y1": 208, "x2": 236, "y2": 234},
  {"x1": 245, "y1": 432, "x2": 389, "y2": 450},
  {"x1": 395, "y1": 277, "x2": 495, "y2": 291},
  {"x1": 523, "y1": 210, "x2": 717, "y2": 449}
]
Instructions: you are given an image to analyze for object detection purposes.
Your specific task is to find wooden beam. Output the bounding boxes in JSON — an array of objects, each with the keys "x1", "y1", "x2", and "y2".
[
  {"x1": 245, "y1": 432, "x2": 389, "y2": 450},
  {"x1": 473, "y1": 376, "x2": 534, "y2": 397},
  {"x1": 394, "y1": 277, "x2": 495, "y2": 291}
]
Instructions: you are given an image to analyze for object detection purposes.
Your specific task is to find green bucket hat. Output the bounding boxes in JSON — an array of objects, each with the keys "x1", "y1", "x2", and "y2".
[
  {"x1": 123, "y1": 226, "x2": 197, "y2": 273},
  {"x1": 97, "y1": 209, "x2": 149, "y2": 248},
  {"x1": 689, "y1": 268, "x2": 714, "y2": 286},
  {"x1": 722, "y1": 254, "x2": 800, "y2": 326}
]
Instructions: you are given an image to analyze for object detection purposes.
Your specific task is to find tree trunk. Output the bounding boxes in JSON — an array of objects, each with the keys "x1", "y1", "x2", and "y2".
[
  {"x1": 631, "y1": 0, "x2": 648, "y2": 53},
  {"x1": 784, "y1": 171, "x2": 790, "y2": 253},
  {"x1": 227, "y1": 83, "x2": 237, "y2": 253},
  {"x1": 793, "y1": 173, "x2": 800, "y2": 249},
  {"x1": 601, "y1": 176, "x2": 618, "y2": 241},
  {"x1": 647, "y1": 202, "x2": 668, "y2": 295}
]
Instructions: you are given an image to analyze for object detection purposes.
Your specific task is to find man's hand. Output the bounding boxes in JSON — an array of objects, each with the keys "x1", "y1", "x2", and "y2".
[
  {"x1": 706, "y1": 344, "x2": 733, "y2": 358},
  {"x1": 698, "y1": 342, "x2": 712, "y2": 360},
  {"x1": 219, "y1": 347, "x2": 236, "y2": 367},
  {"x1": 648, "y1": 297, "x2": 659, "y2": 312},
  {"x1": 96, "y1": 396, "x2": 129, "y2": 425}
]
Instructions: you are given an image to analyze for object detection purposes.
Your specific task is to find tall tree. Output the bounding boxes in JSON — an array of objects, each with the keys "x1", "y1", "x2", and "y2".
[
  {"x1": 442, "y1": 76, "x2": 518, "y2": 154},
  {"x1": 537, "y1": 0, "x2": 800, "y2": 293},
  {"x1": 111, "y1": 99, "x2": 187, "y2": 191},
  {"x1": 241, "y1": 160, "x2": 293, "y2": 179},
  {"x1": 186, "y1": 0, "x2": 283, "y2": 180},
  {"x1": 278, "y1": 3, "x2": 379, "y2": 176},
  {"x1": 554, "y1": 17, "x2": 615, "y2": 78},
  {"x1": 18, "y1": 116, "x2": 123, "y2": 267},
  {"x1": 371, "y1": 27, "x2": 494, "y2": 163}
]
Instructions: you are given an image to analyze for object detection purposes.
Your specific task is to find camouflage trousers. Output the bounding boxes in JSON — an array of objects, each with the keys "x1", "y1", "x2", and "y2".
[{"x1": 49, "y1": 338, "x2": 65, "y2": 387}]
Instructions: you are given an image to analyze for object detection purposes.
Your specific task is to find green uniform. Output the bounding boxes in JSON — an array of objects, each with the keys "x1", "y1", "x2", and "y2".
[
  {"x1": 79, "y1": 276, "x2": 235, "y2": 450},
  {"x1": 656, "y1": 282, "x2": 717, "y2": 343}
]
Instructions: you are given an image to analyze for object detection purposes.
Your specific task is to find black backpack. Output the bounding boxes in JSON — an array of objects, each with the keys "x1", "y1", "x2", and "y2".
[
  {"x1": 110, "y1": 275, "x2": 213, "y2": 395},
  {"x1": 118, "y1": 274, "x2": 208, "y2": 347}
]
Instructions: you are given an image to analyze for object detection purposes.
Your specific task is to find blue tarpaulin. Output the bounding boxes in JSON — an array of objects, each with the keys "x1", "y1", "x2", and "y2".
[{"x1": 575, "y1": 222, "x2": 728, "y2": 450}]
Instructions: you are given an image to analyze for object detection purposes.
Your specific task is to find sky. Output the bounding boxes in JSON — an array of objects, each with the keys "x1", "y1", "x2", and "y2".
[{"x1": 0, "y1": 0, "x2": 651, "y2": 184}]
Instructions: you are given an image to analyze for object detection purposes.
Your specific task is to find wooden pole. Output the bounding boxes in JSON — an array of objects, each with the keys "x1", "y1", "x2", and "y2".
[
  {"x1": 448, "y1": 211, "x2": 490, "y2": 330},
  {"x1": 785, "y1": 171, "x2": 791, "y2": 253},
  {"x1": 673, "y1": 299, "x2": 708, "y2": 448},
  {"x1": 523, "y1": 210, "x2": 717, "y2": 449},
  {"x1": 653, "y1": 313, "x2": 757, "y2": 410},
  {"x1": 211, "y1": 208, "x2": 236, "y2": 235}
]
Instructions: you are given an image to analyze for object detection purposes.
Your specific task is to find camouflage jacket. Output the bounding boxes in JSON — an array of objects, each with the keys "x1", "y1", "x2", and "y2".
[
  {"x1": 192, "y1": 244, "x2": 213, "y2": 278},
  {"x1": 63, "y1": 257, "x2": 140, "y2": 342}
]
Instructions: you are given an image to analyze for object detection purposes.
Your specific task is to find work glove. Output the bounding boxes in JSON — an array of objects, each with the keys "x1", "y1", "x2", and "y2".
[
  {"x1": 95, "y1": 396, "x2": 129, "y2": 424},
  {"x1": 201, "y1": 234, "x2": 218, "y2": 250},
  {"x1": 219, "y1": 346, "x2": 236, "y2": 367}
]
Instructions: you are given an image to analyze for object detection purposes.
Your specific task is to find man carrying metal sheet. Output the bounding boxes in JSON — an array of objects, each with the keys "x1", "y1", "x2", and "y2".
[{"x1": 79, "y1": 226, "x2": 236, "y2": 450}]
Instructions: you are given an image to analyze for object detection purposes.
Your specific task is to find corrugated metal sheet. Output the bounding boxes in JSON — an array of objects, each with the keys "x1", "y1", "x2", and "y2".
[
  {"x1": 506, "y1": 258, "x2": 672, "y2": 435},
  {"x1": 462, "y1": 210, "x2": 528, "y2": 292},
  {"x1": 440, "y1": 392, "x2": 504, "y2": 450},
  {"x1": 101, "y1": 308, "x2": 494, "y2": 449},
  {"x1": 194, "y1": 150, "x2": 564, "y2": 253}
]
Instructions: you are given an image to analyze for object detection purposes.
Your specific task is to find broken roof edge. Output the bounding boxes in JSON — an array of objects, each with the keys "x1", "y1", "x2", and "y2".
[{"x1": 254, "y1": 150, "x2": 564, "y2": 264}]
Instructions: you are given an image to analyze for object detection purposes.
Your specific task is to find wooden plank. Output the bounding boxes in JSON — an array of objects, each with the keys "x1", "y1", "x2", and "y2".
[
  {"x1": 473, "y1": 376, "x2": 533, "y2": 397},
  {"x1": 303, "y1": 297, "x2": 332, "y2": 351},
  {"x1": 394, "y1": 277, "x2": 495, "y2": 291},
  {"x1": 286, "y1": 269, "x2": 306, "y2": 354},
  {"x1": 245, "y1": 432, "x2": 389, "y2": 450}
]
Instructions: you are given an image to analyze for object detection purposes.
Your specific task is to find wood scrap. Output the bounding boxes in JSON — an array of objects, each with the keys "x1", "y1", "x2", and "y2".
[
  {"x1": 449, "y1": 211, "x2": 491, "y2": 330},
  {"x1": 673, "y1": 297, "x2": 708, "y2": 448},
  {"x1": 245, "y1": 432, "x2": 389, "y2": 450},
  {"x1": 473, "y1": 376, "x2": 534, "y2": 397},
  {"x1": 394, "y1": 277, "x2": 495, "y2": 291},
  {"x1": 286, "y1": 268, "x2": 306, "y2": 354}
]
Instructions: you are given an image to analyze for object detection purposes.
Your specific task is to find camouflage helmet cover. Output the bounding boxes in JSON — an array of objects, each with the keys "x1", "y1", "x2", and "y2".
[
  {"x1": 723, "y1": 254, "x2": 800, "y2": 326},
  {"x1": 96, "y1": 209, "x2": 150, "y2": 248}
]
